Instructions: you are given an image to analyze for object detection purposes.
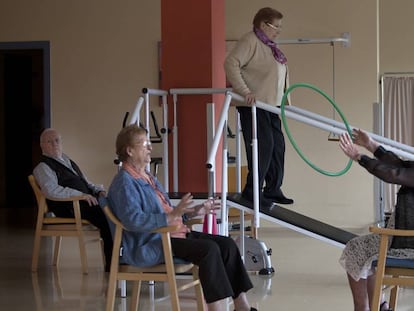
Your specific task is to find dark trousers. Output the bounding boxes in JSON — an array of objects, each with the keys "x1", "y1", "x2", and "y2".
[
  {"x1": 171, "y1": 231, "x2": 253, "y2": 303},
  {"x1": 238, "y1": 106, "x2": 285, "y2": 196},
  {"x1": 49, "y1": 202, "x2": 113, "y2": 269}
]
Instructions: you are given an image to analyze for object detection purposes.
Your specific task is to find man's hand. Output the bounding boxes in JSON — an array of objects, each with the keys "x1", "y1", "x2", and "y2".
[{"x1": 83, "y1": 194, "x2": 99, "y2": 206}]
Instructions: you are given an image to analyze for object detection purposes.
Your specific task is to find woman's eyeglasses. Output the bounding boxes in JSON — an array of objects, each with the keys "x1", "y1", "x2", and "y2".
[
  {"x1": 265, "y1": 22, "x2": 281, "y2": 31},
  {"x1": 134, "y1": 140, "x2": 152, "y2": 148}
]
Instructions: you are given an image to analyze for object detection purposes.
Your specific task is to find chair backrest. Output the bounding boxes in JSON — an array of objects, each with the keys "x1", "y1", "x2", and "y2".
[
  {"x1": 28, "y1": 174, "x2": 87, "y2": 221},
  {"x1": 102, "y1": 205, "x2": 124, "y2": 266},
  {"x1": 28, "y1": 174, "x2": 49, "y2": 216},
  {"x1": 102, "y1": 205, "x2": 125, "y2": 230}
]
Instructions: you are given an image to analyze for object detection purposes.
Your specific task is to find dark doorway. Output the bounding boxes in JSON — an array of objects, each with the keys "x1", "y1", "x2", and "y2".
[{"x1": 0, "y1": 41, "x2": 50, "y2": 225}]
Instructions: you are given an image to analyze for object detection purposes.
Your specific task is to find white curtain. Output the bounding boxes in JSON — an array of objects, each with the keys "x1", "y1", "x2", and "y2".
[{"x1": 382, "y1": 76, "x2": 414, "y2": 213}]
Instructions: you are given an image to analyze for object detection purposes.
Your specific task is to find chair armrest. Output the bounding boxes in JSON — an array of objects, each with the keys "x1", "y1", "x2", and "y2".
[
  {"x1": 369, "y1": 226, "x2": 414, "y2": 237},
  {"x1": 103, "y1": 206, "x2": 179, "y2": 234},
  {"x1": 153, "y1": 225, "x2": 180, "y2": 234},
  {"x1": 44, "y1": 195, "x2": 89, "y2": 223},
  {"x1": 45, "y1": 195, "x2": 89, "y2": 202}
]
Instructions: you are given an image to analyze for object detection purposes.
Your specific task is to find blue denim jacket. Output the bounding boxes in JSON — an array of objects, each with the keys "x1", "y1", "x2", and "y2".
[{"x1": 106, "y1": 169, "x2": 172, "y2": 267}]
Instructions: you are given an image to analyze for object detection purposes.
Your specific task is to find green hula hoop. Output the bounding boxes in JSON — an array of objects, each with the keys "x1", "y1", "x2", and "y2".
[{"x1": 280, "y1": 83, "x2": 353, "y2": 177}]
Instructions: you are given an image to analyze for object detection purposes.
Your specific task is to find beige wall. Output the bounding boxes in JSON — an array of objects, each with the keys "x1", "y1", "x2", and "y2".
[
  {"x1": 0, "y1": 0, "x2": 162, "y2": 189},
  {"x1": 1, "y1": 0, "x2": 413, "y2": 229}
]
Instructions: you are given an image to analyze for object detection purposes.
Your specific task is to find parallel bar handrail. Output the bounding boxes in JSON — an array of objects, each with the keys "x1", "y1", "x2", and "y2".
[
  {"x1": 277, "y1": 32, "x2": 350, "y2": 47},
  {"x1": 170, "y1": 87, "x2": 231, "y2": 192},
  {"x1": 228, "y1": 92, "x2": 414, "y2": 160},
  {"x1": 215, "y1": 91, "x2": 414, "y2": 236},
  {"x1": 142, "y1": 88, "x2": 168, "y2": 96},
  {"x1": 285, "y1": 105, "x2": 414, "y2": 155},
  {"x1": 169, "y1": 88, "x2": 231, "y2": 95},
  {"x1": 129, "y1": 96, "x2": 145, "y2": 125}
]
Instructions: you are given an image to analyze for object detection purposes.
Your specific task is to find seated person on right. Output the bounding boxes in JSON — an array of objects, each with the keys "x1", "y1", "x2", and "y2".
[{"x1": 338, "y1": 128, "x2": 414, "y2": 311}]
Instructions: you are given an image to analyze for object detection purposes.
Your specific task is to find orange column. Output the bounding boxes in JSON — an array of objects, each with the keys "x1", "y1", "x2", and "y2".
[{"x1": 161, "y1": 0, "x2": 225, "y2": 193}]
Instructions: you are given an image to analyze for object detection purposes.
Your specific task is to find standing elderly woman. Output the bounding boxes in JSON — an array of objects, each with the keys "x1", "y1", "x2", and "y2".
[
  {"x1": 224, "y1": 7, "x2": 293, "y2": 207},
  {"x1": 338, "y1": 128, "x2": 414, "y2": 311},
  {"x1": 107, "y1": 124, "x2": 257, "y2": 311}
]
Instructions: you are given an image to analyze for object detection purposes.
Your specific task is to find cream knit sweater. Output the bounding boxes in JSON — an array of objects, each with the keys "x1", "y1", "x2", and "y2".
[{"x1": 224, "y1": 31, "x2": 290, "y2": 106}]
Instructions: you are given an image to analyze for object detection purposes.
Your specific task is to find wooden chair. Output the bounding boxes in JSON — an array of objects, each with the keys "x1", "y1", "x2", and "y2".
[
  {"x1": 29, "y1": 174, "x2": 104, "y2": 274},
  {"x1": 369, "y1": 226, "x2": 414, "y2": 311},
  {"x1": 103, "y1": 205, "x2": 205, "y2": 311}
]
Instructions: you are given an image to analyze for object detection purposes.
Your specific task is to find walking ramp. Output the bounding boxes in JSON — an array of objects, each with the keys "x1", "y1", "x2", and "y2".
[
  {"x1": 226, "y1": 193, "x2": 357, "y2": 249},
  {"x1": 169, "y1": 192, "x2": 357, "y2": 249}
]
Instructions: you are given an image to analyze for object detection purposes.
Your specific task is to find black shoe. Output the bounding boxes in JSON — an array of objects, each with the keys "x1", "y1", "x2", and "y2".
[
  {"x1": 259, "y1": 196, "x2": 273, "y2": 208},
  {"x1": 264, "y1": 192, "x2": 294, "y2": 205},
  {"x1": 241, "y1": 190, "x2": 273, "y2": 208},
  {"x1": 274, "y1": 196, "x2": 294, "y2": 205}
]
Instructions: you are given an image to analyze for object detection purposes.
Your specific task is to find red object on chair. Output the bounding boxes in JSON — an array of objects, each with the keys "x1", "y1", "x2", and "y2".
[{"x1": 202, "y1": 213, "x2": 218, "y2": 234}]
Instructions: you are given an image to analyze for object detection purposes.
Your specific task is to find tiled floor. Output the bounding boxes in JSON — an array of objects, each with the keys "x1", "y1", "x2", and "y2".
[{"x1": 0, "y1": 209, "x2": 413, "y2": 311}]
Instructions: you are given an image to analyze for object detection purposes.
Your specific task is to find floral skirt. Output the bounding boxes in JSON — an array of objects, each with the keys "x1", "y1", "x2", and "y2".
[{"x1": 339, "y1": 214, "x2": 414, "y2": 281}]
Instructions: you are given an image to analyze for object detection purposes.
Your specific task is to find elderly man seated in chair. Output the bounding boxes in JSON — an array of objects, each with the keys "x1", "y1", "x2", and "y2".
[{"x1": 33, "y1": 128, "x2": 113, "y2": 272}]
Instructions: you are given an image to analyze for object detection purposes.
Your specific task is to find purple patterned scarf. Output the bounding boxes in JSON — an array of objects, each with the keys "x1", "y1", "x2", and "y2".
[{"x1": 253, "y1": 27, "x2": 287, "y2": 64}]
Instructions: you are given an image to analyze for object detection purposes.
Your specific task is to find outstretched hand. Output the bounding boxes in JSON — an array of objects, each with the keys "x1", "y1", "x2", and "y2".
[
  {"x1": 351, "y1": 128, "x2": 370, "y2": 148},
  {"x1": 169, "y1": 195, "x2": 221, "y2": 225},
  {"x1": 339, "y1": 132, "x2": 361, "y2": 161},
  {"x1": 194, "y1": 197, "x2": 221, "y2": 216},
  {"x1": 168, "y1": 193, "x2": 194, "y2": 224}
]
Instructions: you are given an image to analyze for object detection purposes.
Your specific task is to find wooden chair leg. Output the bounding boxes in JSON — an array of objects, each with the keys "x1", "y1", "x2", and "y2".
[
  {"x1": 164, "y1": 256, "x2": 180, "y2": 311},
  {"x1": 31, "y1": 233, "x2": 42, "y2": 272},
  {"x1": 53, "y1": 267, "x2": 64, "y2": 298},
  {"x1": 371, "y1": 273, "x2": 384, "y2": 310},
  {"x1": 31, "y1": 271, "x2": 43, "y2": 310},
  {"x1": 389, "y1": 285, "x2": 399, "y2": 311},
  {"x1": 52, "y1": 236, "x2": 62, "y2": 266},
  {"x1": 77, "y1": 233, "x2": 89, "y2": 275},
  {"x1": 371, "y1": 236, "x2": 389, "y2": 311},
  {"x1": 105, "y1": 274, "x2": 118, "y2": 311},
  {"x1": 168, "y1": 273, "x2": 181, "y2": 311},
  {"x1": 129, "y1": 281, "x2": 141, "y2": 311}
]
